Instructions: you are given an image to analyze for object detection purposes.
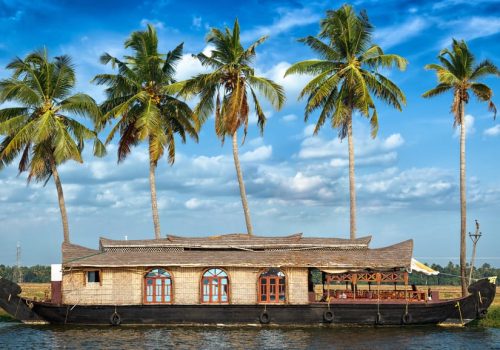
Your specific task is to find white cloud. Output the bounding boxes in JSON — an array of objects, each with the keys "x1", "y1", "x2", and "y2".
[
  {"x1": 288, "y1": 172, "x2": 323, "y2": 193},
  {"x1": 383, "y1": 134, "x2": 405, "y2": 149},
  {"x1": 439, "y1": 17, "x2": 500, "y2": 47},
  {"x1": 192, "y1": 155, "x2": 227, "y2": 171},
  {"x1": 140, "y1": 19, "x2": 165, "y2": 30},
  {"x1": 484, "y1": 124, "x2": 500, "y2": 137},
  {"x1": 185, "y1": 198, "x2": 213, "y2": 210},
  {"x1": 174, "y1": 45, "x2": 213, "y2": 81},
  {"x1": 358, "y1": 167, "x2": 456, "y2": 205},
  {"x1": 330, "y1": 152, "x2": 398, "y2": 167},
  {"x1": 282, "y1": 114, "x2": 298, "y2": 122},
  {"x1": 374, "y1": 18, "x2": 428, "y2": 49},
  {"x1": 240, "y1": 146, "x2": 272, "y2": 162},
  {"x1": 241, "y1": 8, "x2": 320, "y2": 42},
  {"x1": 454, "y1": 114, "x2": 475, "y2": 137},
  {"x1": 259, "y1": 61, "x2": 308, "y2": 99},
  {"x1": 89, "y1": 161, "x2": 114, "y2": 180},
  {"x1": 303, "y1": 124, "x2": 316, "y2": 138},
  {"x1": 432, "y1": 0, "x2": 498, "y2": 10},
  {"x1": 298, "y1": 130, "x2": 405, "y2": 160}
]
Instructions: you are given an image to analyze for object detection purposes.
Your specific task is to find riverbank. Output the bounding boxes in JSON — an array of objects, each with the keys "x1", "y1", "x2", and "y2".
[{"x1": 479, "y1": 306, "x2": 499, "y2": 327}]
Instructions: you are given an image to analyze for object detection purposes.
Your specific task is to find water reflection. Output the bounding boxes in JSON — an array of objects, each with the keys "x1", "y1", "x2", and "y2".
[{"x1": 0, "y1": 323, "x2": 499, "y2": 349}]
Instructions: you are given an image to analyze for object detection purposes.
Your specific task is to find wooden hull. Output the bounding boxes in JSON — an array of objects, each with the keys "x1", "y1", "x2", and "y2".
[
  {"x1": 0, "y1": 278, "x2": 495, "y2": 326},
  {"x1": 30, "y1": 301, "x2": 454, "y2": 326}
]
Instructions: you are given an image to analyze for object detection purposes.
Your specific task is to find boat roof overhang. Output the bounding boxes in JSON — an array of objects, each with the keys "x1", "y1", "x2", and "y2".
[{"x1": 62, "y1": 234, "x2": 413, "y2": 271}]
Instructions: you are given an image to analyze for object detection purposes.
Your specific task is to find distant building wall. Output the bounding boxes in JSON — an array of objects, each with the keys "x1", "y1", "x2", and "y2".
[{"x1": 62, "y1": 265, "x2": 309, "y2": 305}]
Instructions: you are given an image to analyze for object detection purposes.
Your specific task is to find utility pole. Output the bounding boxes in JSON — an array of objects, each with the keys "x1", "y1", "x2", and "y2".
[
  {"x1": 15, "y1": 241, "x2": 23, "y2": 284},
  {"x1": 468, "y1": 220, "x2": 482, "y2": 286}
]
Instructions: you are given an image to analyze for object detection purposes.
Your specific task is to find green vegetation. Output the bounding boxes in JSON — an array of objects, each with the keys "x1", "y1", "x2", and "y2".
[
  {"x1": 285, "y1": 4, "x2": 407, "y2": 239},
  {"x1": 94, "y1": 25, "x2": 198, "y2": 239},
  {"x1": 0, "y1": 265, "x2": 50, "y2": 283},
  {"x1": 0, "y1": 307, "x2": 14, "y2": 322},
  {"x1": 423, "y1": 40, "x2": 499, "y2": 296},
  {"x1": 410, "y1": 262, "x2": 500, "y2": 286},
  {"x1": 478, "y1": 305, "x2": 500, "y2": 328},
  {"x1": 180, "y1": 19, "x2": 285, "y2": 235}
]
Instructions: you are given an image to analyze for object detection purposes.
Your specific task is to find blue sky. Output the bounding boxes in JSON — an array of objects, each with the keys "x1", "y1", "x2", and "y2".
[{"x1": 0, "y1": 0, "x2": 499, "y2": 266}]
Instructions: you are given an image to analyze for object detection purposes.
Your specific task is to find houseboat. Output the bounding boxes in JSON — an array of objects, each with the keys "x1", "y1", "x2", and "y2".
[{"x1": 0, "y1": 233, "x2": 496, "y2": 326}]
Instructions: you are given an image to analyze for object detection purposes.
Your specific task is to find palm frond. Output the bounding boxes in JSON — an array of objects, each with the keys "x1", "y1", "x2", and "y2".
[
  {"x1": 422, "y1": 83, "x2": 453, "y2": 98},
  {"x1": 163, "y1": 42, "x2": 184, "y2": 79},
  {"x1": 470, "y1": 60, "x2": 500, "y2": 80},
  {"x1": 471, "y1": 83, "x2": 496, "y2": 118},
  {"x1": 298, "y1": 36, "x2": 339, "y2": 60},
  {"x1": 0, "y1": 79, "x2": 42, "y2": 106},
  {"x1": 363, "y1": 52, "x2": 407, "y2": 71},
  {"x1": 246, "y1": 75, "x2": 285, "y2": 110},
  {"x1": 59, "y1": 93, "x2": 101, "y2": 122}
]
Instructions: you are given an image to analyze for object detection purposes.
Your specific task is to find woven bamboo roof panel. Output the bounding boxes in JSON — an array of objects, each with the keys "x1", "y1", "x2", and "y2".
[
  {"x1": 63, "y1": 239, "x2": 413, "y2": 270},
  {"x1": 98, "y1": 233, "x2": 372, "y2": 251}
]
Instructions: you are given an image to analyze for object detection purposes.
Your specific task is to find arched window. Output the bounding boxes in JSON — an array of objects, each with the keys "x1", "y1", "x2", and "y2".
[
  {"x1": 144, "y1": 268, "x2": 172, "y2": 304},
  {"x1": 258, "y1": 268, "x2": 286, "y2": 303},
  {"x1": 201, "y1": 268, "x2": 229, "y2": 303}
]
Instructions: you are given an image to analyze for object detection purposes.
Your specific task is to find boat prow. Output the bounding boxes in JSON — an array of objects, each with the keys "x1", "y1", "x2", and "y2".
[
  {"x1": 0, "y1": 277, "x2": 45, "y2": 323},
  {"x1": 442, "y1": 278, "x2": 496, "y2": 325}
]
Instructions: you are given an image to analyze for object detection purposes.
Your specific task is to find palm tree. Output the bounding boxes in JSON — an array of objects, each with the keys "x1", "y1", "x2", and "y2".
[
  {"x1": 180, "y1": 19, "x2": 285, "y2": 235},
  {"x1": 285, "y1": 5, "x2": 407, "y2": 239},
  {"x1": 93, "y1": 24, "x2": 198, "y2": 239},
  {"x1": 0, "y1": 49, "x2": 105, "y2": 243},
  {"x1": 423, "y1": 39, "x2": 499, "y2": 296}
]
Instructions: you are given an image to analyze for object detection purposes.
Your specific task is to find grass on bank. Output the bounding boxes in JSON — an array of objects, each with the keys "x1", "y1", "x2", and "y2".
[{"x1": 0, "y1": 284, "x2": 498, "y2": 327}]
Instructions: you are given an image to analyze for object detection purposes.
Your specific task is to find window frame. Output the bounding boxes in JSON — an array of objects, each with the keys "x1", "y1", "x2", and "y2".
[
  {"x1": 200, "y1": 267, "x2": 230, "y2": 304},
  {"x1": 257, "y1": 268, "x2": 287, "y2": 304},
  {"x1": 84, "y1": 270, "x2": 102, "y2": 286},
  {"x1": 143, "y1": 268, "x2": 174, "y2": 304}
]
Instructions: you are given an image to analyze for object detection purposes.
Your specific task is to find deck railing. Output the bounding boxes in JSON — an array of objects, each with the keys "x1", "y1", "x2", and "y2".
[{"x1": 312, "y1": 285, "x2": 438, "y2": 302}]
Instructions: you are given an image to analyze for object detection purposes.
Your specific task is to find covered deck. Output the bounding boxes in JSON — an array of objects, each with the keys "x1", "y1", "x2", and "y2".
[{"x1": 309, "y1": 269, "x2": 440, "y2": 304}]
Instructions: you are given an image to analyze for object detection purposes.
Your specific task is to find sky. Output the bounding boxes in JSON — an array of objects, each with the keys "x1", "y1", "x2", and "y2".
[{"x1": 0, "y1": 0, "x2": 499, "y2": 267}]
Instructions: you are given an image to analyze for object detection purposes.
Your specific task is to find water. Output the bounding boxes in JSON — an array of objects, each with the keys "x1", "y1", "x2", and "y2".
[{"x1": 0, "y1": 322, "x2": 499, "y2": 350}]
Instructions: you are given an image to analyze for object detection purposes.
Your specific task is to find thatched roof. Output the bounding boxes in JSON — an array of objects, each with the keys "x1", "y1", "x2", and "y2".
[
  {"x1": 62, "y1": 233, "x2": 413, "y2": 270},
  {"x1": 99, "y1": 233, "x2": 372, "y2": 251}
]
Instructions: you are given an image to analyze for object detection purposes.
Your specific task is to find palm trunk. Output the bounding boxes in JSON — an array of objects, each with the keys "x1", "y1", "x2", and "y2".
[
  {"x1": 232, "y1": 130, "x2": 254, "y2": 235},
  {"x1": 49, "y1": 158, "x2": 70, "y2": 244},
  {"x1": 347, "y1": 117, "x2": 356, "y2": 240},
  {"x1": 459, "y1": 101, "x2": 467, "y2": 296},
  {"x1": 149, "y1": 155, "x2": 162, "y2": 240}
]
